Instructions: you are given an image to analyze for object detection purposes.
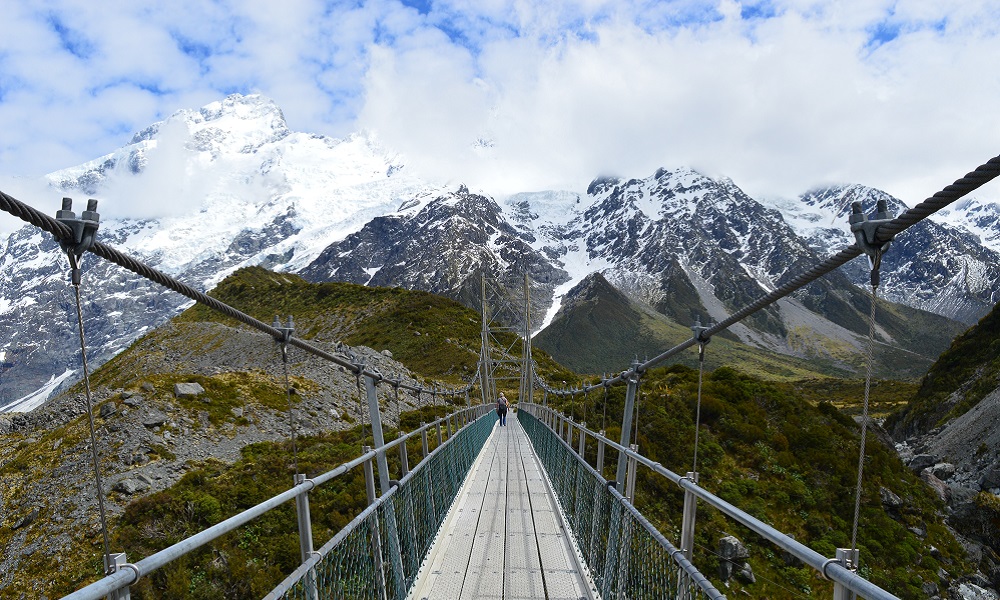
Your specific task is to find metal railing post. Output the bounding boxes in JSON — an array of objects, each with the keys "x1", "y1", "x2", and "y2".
[
  {"x1": 578, "y1": 422, "x2": 586, "y2": 457},
  {"x1": 362, "y1": 374, "x2": 404, "y2": 599},
  {"x1": 565, "y1": 417, "x2": 574, "y2": 445},
  {"x1": 363, "y1": 374, "x2": 391, "y2": 492},
  {"x1": 625, "y1": 444, "x2": 639, "y2": 502},
  {"x1": 680, "y1": 471, "x2": 699, "y2": 560},
  {"x1": 596, "y1": 431, "x2": 606, "y2": 479},
  {"x1": 421, "y1": 422, "x2": 429, "y2": 458},
  {"x1": 615, "y1": 363, "x2": 641, "y2": 489},
  {"x1": 103, "y1": 553, "x2": 130, "y2": 600},
  {"x1": 447, "y1": 415, "x2": 453, "y2": 438},
  {"x1": 293, "y1": 473, "x2": 319, "y2": 600},
  {"x1": 833, "y1": 548, "x2": 860, "y2": 600},
  {"x1": 362, "y1": 447, "x2": 387, "y2": 600}
]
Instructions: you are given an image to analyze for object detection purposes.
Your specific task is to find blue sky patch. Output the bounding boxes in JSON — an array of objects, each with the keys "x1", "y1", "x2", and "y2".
[
  {"x1": 741, "y1": 1, "x2": 778, "y2": 21},
  {"x1": 868, "y1": 20, "x2": 901, "y2": 47},
  {"x1": 173, "y1": 33, "x2": 214, "y2": 62},
  {"x1": 400, "y1": 0, "x2": 432, "y2": 16},
  {"x1": 47, "y1": 14, "x2": 95, "y2": 60}
]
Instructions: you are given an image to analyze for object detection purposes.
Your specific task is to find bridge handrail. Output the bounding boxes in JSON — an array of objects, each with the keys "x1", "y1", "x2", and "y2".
[
  {"x1": 523, "y1": 403, "x2": 901, "y2": 600},
  {"x1": 61, "y1": 404, "x2": 490, "y2": 600},
  {"x1": 263, "y1": 408, "x2": 494, "y2": 598},
  {"x1": 520, "y1": 408, "x2": 726, "y2": 599}
]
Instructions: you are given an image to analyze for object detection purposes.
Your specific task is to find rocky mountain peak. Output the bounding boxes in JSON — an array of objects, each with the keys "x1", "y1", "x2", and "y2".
[{"x1": 557, "y1": 271, "x2": 630, "y2": 314}]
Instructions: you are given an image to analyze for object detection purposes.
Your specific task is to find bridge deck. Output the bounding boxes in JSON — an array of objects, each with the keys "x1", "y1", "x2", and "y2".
[{"x1": 410, "y1": 414, "x2": 593, "y2": 600}]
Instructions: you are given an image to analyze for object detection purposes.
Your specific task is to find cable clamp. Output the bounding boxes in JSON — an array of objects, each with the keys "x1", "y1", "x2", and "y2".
[
  {"x1": 691, "y1": 318, "x2": 712, "y2": 353},
  {"x1": 55, "y1": 197, "x2": 100, "y2": 259},
  {"x1": 272, "y1": 315, "x2": 294, "y2": 345},
  {"x1": 849, "y1": 200, "x2": 894, "y2": 287}
]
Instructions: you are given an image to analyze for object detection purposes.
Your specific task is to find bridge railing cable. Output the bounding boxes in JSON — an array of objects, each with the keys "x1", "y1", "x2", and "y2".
[
  {"x1": 0, "y1": 189, "x2": 480, "y2": 397},
  {"x1": 62, "y1": 406, "x2": 496, "y2": 600},
  {"x1": 517, "y1": 155, "x2": 1000, "y2": 390},
  {"x1": 519, "y1": 407, "x2": 726, "y2": 600},
  {"x1": 522, "y1": 403, "x2": 901, "y2": 600}
]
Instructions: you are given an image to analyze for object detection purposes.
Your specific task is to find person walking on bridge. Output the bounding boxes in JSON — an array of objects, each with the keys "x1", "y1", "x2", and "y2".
[{"x1": 497, "y1": 392, "x2": 509, "y2": 426}]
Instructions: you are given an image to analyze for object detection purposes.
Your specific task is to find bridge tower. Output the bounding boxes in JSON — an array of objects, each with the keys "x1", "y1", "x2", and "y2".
[{"x1": 478, "y1": 271, "x2": 533, "y2": 405}]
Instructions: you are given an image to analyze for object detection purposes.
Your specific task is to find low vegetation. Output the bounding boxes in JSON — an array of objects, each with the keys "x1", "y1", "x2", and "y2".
[
  {"x1": 1, "y1": 266, "x2": 976, "y2": 599},
  {"x1": 888, "y1": 302, "x2": 1000, "y2": 436},
  {"x1": 549, "y1": 364, "x2": 969, "y2": 599}
]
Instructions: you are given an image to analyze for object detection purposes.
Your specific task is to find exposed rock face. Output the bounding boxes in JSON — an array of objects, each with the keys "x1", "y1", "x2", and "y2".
[
  {"x1": 718, "y1": 535, "x2": 753, "y2": 583},
  {"x1": 3, "y1": 99, "x2": 990, "y2": 407},
  {"x1": 0, "y1": 320, "x2": 429, "y2": 597},
  {"x1": 173, "y1": 382, "x2": 205, "y2": 398},
  {"x1": 893, "y1": 385, "x2": 1000, "y2": 596}
]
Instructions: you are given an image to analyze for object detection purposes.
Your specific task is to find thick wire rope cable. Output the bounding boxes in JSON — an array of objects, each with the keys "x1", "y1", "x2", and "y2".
[
  {"x1": 0, "y1": 190, "x2": 484, "y2": 404},
  {"x1": 851, "y1": 267, "x2": 880, "y2": 557},
  {"x1": 68, "y1": 253, "x2": 113, "y2": 572},
  {"x1": 692, "y1": 343, "x2": 706, "y2": 475},
  {"x1": 279, "y1": 341, "x2": 300, "y2": 475},
  {"x1": 3, "y1": 155, "x2": 998, "y2": 393}
]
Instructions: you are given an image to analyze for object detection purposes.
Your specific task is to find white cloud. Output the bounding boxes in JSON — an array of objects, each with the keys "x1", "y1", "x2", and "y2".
[
  {"x1": 357, "y1": 0, "x2": 1000, "y2": 206},
  {"x1": 0, "y1": 0, "x2": 998, "y2": 232}
]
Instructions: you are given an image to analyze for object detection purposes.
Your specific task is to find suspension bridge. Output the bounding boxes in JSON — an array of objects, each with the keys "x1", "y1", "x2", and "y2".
[{"x1": 1, "y1": 154, "x2": 999, "y2": 600}]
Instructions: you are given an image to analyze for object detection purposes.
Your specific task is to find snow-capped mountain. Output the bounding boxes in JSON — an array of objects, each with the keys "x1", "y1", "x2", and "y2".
[
  {"x1": 1, "y1": 93, "x2": 998, "y2": 409},
  {"x1": 300, "y1": 184, "x2": 569, "y2": 323},
  {"x1": 768, "y1": 185, "x2": 1000, "y2": 324},
  {"x1": 0, "y1": 94, "x2": 438, "y2": 406}
]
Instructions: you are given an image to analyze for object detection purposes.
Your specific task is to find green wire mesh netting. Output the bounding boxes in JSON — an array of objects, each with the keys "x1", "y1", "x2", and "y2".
[
  {"x1": 277, "y1": 412, "x2": 495, "y2": 600},
  {"x1": 519, "y1": 409, "x2": 725, "y2": 600}
]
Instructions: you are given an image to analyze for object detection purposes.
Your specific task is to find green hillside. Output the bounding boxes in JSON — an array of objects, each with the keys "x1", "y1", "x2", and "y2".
[
  {"x1": 0, "y1": 266, "x2": 975, "y2": 599},
  {"x1": 535, "y1": 273, "x2": 848, "y2": 380},
  {"x1": 887, "y1": 301, "x2": 1000, "y2": 437},
  {"x1": 544, "y1": 364, "x2": 970, "y2": 599},
  {"x1": 174, "y1": 266, "x2": 573, "y2": 385}
]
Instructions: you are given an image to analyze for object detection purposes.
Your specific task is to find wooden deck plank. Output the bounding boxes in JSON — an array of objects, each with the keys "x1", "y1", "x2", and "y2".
[{"x1": 409, "y1": 416, "x2": 593, "y2": 600}]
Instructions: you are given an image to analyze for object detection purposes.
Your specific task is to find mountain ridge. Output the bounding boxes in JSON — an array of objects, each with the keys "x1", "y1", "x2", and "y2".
[{"x1": 1, "y1": 92, "x2": 997, "y2": 407}]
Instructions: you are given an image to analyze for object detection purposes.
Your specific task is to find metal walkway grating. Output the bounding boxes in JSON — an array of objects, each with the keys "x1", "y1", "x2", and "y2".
[{"x1": 410, "y1": 415, "x2": 594, "y2": 600}]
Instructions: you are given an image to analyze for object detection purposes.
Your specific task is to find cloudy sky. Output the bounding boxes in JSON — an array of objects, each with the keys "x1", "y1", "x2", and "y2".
[{"x1": 1, "y1": 0, "x2": 999, "y2": 235}]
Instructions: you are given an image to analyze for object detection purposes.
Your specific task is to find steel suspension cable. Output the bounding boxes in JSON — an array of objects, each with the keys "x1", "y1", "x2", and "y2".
[
  {"x1": 851, "y1": 259, "x2": 881, "y2": 556},
  {"x1": 67, "y1": 252, "x2": 113, "y2": 572},
  {"x1": 393, "y1": 383, "x2": 402, "y2": 435},
  {"x1": 355, "y1": 373, "x2": 366, "y2": 447},
  {"x1": 0, "y1": 190, "x2": 480, "y2": 399},
  {"x1": 602, "y1": 382, "x2": 608, "y2": 432},
  {"x1": 628, "y1": 154, "x2": 1000, "y2": 377}
]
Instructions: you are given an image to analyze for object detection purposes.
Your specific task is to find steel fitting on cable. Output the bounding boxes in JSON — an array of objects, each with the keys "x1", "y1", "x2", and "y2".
[
  {"x1": 849, "y1": 200, "x2": 895, "y2": 287},
  {"x1": 55, "y1": 197, "x2": 100, "y2": 258},
  {"x1": 691, "y1": 318, "x2": 711, "y2": 345},
  {"x1": 272, "y1": 315, "x2": 294, "y2": 344}
]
